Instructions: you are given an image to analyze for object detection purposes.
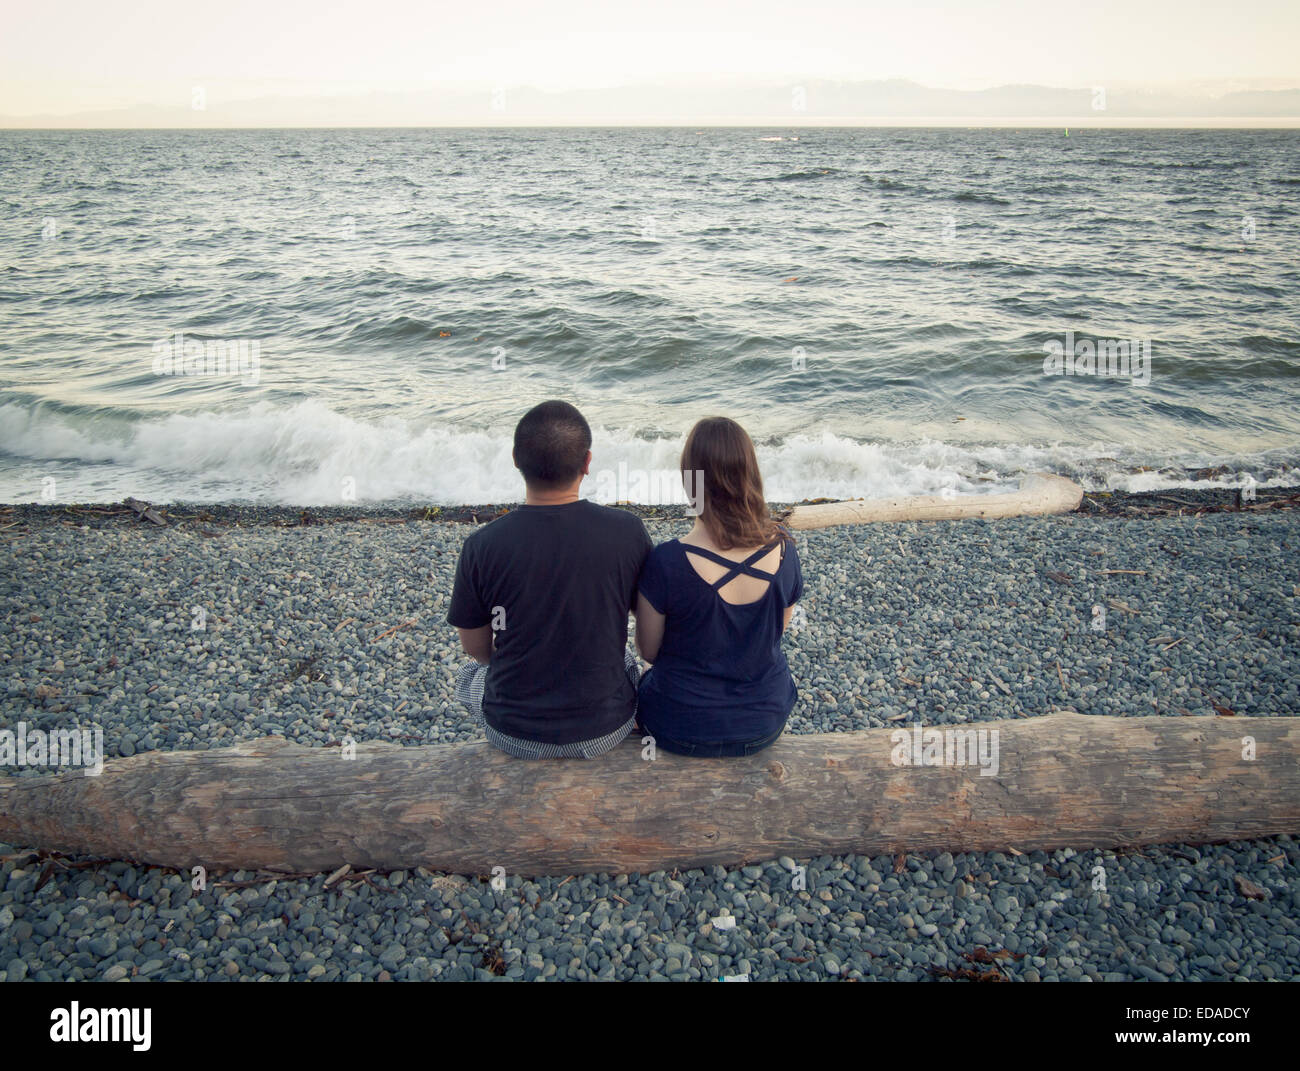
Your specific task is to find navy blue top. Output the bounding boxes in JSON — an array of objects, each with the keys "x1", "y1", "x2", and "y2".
[{"x1": 636, "y1": 534, "x2": 802, "y2": 744}]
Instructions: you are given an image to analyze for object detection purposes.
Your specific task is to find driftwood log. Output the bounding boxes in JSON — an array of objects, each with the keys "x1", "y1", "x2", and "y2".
[
  {"x1": 784, "y1": 473, "x2": 1083, "y2": 530},
  {"x1": 1, "y1": 714, "x2": 1296, "y2": 877},
  {"x1": 123, "y1": 496, "x2": 167, "y2": 526}
]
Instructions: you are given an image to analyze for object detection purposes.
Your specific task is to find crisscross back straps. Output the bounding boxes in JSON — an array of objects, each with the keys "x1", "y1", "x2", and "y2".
[{"x1": 683, "y1": 538, "x2": 783, "y2": 591}]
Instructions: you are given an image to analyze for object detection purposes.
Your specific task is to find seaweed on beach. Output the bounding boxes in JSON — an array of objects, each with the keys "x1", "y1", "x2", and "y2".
[
  {"x1": 1, "y1": 485, "x2": 1298, "y2": 534},
  {"x1": 1077, "y1": 487, "x2": 1300, "y2": 518}
]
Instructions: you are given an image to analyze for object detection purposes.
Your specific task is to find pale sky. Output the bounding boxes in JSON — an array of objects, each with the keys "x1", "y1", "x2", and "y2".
[{"x1": 3, "y1": 0, "x2": 1298, "y2": 117}]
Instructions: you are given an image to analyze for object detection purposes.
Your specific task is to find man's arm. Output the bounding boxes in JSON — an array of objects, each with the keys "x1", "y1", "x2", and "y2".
[
  {"x1": 447, "y1": 536, "x2": 493, "y2": 661},
  {"x1": 457, "y1": 625, "x2": 493, "y2": 664}
]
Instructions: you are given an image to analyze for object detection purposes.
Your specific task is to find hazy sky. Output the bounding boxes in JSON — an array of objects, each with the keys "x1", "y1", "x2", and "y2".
[{"x1": 3, "y1": 0, "x2": 1299, "y2": 116}]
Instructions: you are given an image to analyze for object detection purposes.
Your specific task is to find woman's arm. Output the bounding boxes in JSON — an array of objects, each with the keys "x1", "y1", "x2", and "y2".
[
  {"x1": 634, "y1": 593, "x2": 665, "y2": 663},
  {"x1": 779, "y1": 534, "x2": 799, "y2": 633}
]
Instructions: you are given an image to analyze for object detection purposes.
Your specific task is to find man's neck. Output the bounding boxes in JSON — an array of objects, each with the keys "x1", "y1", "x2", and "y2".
[{"x1": 524, "y1": 486, "x2": 582, "y2": 506}]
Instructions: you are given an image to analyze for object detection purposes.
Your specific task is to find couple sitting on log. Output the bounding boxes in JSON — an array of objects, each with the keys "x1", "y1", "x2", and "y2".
[{"x1": 448, "y1": 400, "x2": 803, "y2": 759}]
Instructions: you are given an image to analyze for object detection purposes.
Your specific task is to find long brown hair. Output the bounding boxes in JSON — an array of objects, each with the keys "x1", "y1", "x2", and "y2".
[{"x1": 681, "y1": 417, "x2": 790, "y2": 550}]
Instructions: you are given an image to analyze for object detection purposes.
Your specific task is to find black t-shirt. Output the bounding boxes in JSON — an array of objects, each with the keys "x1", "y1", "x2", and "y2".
[{"x1": 446, "y1": 500, "x2": 653, "y2": 744}]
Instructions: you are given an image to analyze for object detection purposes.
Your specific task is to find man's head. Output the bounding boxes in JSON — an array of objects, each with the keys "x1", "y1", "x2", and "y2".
[{"x1": 512, "y1": 400, "x2": 592, "y2": 493}]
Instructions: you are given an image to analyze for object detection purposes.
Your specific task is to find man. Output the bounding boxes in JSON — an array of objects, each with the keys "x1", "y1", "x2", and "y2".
[{"x1": 447, "y1": 400, "x2": 652, "y2": 758}]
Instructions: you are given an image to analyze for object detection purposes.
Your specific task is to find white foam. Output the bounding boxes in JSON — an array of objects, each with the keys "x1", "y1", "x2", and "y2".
[{"x1": 0, "y1": 401, "x2": 1294, "y2": 505}]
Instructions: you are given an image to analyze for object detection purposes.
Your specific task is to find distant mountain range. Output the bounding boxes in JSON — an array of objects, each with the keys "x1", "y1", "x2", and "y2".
[{"x1": 5, "y1": 78, "x2": 1300, "y2": 127}]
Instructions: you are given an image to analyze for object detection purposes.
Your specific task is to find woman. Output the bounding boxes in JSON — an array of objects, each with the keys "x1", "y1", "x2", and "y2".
[{"x1": 634, "y1": 417, "x2": 802, "y2": 756}]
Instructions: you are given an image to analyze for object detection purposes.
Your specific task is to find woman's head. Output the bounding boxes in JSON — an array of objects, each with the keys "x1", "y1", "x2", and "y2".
[{"x1": 680, "y1": 417, "x2": 787, "y2": 550}]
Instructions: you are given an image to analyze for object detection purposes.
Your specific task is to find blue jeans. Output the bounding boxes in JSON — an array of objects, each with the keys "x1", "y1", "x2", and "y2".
[{"x1": 639, "y1": 724, "x2": 785, "y2": 758}]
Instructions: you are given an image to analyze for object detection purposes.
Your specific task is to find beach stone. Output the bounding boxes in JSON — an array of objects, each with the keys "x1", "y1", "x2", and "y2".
[
  {"x1": 88, "y1": 935, "x2": 117, "y2": 958},
  {"x1": 2, "y1": 510, "x2": 1298, "y2": 983}
]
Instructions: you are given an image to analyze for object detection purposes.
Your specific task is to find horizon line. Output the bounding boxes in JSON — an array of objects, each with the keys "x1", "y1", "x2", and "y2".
[{"x1": 4, "y1": 118, "x2": 1300, "y2": 131}]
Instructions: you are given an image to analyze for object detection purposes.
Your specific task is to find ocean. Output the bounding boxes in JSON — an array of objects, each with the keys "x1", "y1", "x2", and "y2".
[{"x1": 1, "y1": 126, "x2": 1297, "y2": 505}]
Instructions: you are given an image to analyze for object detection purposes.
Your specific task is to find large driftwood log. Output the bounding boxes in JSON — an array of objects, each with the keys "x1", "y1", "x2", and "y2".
[
  {"x1": 1, "y1": 714, "x2": 1295, "y2": 877},
  {"x1": 784, "y1": 473, "x2": 1083, "y2": 529}
]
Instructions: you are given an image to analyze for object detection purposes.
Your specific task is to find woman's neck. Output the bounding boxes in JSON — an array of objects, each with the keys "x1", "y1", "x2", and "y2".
[
  {"x1": 686, "y1": 516, "x2": 775, "y2": 555},
  {"x1": 685, "y1": 518, "x2": 719, "y2": 549}
]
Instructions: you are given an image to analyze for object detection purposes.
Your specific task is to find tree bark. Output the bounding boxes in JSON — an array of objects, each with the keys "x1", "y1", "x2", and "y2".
[
  {"x1": 783, "y1": 473, "x2": 1083, "y2": 529},
  {"x1": 1, "y1": 713, "x2": 1294, "y2": 877}
]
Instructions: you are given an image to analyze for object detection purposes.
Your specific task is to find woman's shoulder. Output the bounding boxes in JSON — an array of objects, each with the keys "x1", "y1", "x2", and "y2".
[
  {"x1": 774, "y1": 529, "x2": 801, "y2": 572},
  {"x1": 769, "y1": 525, "x2": 797, "y2": 551}
]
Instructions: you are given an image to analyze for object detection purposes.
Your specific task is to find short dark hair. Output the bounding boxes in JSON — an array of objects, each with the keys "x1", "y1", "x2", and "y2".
[{"x1": 513, "y1": 401, "x2": 592, "y2": 489}]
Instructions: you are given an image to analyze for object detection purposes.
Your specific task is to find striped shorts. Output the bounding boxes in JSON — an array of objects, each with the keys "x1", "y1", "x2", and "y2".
[{"x1": 454, "y1": 649, "x2": 641, "y2": 759}]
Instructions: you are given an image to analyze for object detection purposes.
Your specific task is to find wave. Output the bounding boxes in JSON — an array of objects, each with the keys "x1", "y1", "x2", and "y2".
[
  {"x1": 951, "y1": 191, "x2": 1012, "y2": 206},
  {"x1": 1144, "y1": 160, "x2": 1245, "y2": 171},
  {"x1": 753, "y1": 169, "x2": 839, "y2": 183},
  {"x1": 343, "y1": 314, "x2": 458, "y2": 345},
  {"x1": 1, "y1": 400, "x2": 1295, "y2": 507}
]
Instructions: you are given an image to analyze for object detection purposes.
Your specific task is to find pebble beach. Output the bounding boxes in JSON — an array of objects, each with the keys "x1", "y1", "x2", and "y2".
[{"x1": 1, "y1": 500, "x2": 1298, "y2": 981}]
